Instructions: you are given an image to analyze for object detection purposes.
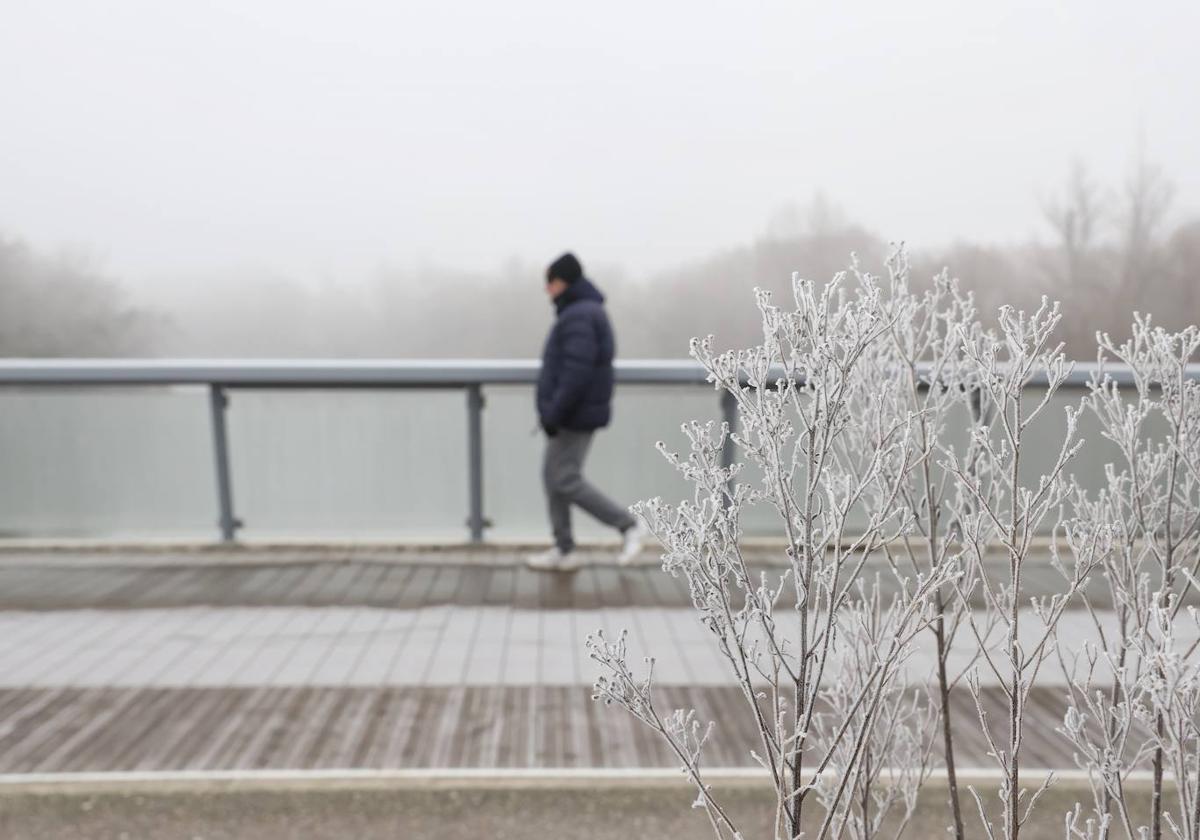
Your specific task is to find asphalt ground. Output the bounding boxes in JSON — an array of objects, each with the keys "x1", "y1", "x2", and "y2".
[{"x1": 0, "y1": 772, "x2": 1164, "y2": 840}]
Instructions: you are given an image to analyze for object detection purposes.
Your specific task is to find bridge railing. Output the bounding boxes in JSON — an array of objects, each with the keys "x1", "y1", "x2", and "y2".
[{"x1": 0, "y1": 359, "x2": 1184, "y2": 543}]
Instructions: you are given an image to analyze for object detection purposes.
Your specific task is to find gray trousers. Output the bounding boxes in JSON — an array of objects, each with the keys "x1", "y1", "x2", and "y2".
[{"x1": 543, "y1": 429, "x2": 636, "y2": 553}]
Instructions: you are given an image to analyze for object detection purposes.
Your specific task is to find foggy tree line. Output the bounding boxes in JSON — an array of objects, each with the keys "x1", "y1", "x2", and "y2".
[
  {"x1": 0, "y1": 237, "x2": 152, "y2": 356},
  {"x1": 1, "y1": 160, "x2": 1197, "y2": 360}
]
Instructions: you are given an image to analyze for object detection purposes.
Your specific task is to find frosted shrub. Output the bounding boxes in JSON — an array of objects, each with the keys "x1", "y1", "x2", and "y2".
[
  {"x1": 590, "y1": 255, "x2": 962, "y2": 840},
  {"x1": 1061, "y1": 321, "x2": 1200, "y2": 840},
  {"x1": 587, "y1": 251, "x2": 1140, "y2": 840},
  {"x1": 808, "y1": 582, "x2": 939, "y2": 840},
  {"x1": 850, "y1": 252, "x2": 983, "y2": 840},
  {"x1": 943, "y1": 298, "x2": 1103, "y2": 840}
]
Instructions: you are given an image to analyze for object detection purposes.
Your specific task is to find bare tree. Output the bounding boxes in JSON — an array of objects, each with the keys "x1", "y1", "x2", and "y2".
[
  {"x1": 1043, "y1": 161, "x2": 1105, "y2": 293},
  {"x1": 1119, "y1": 154, "x2": 1174, "y2": 298}
]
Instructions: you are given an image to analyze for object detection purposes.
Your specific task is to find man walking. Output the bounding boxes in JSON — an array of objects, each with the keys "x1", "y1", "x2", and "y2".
[{"x1": 526, "y1": 252, "x2": 646, "y2": 571}]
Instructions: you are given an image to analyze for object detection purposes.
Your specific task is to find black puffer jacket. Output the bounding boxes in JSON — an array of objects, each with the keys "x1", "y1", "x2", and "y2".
[{"x1": 536, "y1": 278, "x2": 615, "y2": 432}]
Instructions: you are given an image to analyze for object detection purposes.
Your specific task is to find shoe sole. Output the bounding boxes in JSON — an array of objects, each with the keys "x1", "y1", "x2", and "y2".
[
  {"x1": 525, "y1": 559, "x2": 581, "y2": 572},
  {"x1": 617, "y1": 541, "x2": 646, "y2": 566}
]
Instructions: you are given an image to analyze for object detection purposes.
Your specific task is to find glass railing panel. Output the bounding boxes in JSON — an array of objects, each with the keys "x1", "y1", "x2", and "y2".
[
  {"x1": 0, "y1": 375, "x2": 1161, "y2": 542},
  {"x1": 0, "y1": 387, "x2": 215, "y2": 538},
  {"x1": 226, "y1": 390, "x2": 468, "y2": 540}
]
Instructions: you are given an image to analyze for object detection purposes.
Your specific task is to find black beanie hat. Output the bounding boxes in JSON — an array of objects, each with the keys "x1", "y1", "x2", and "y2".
[{"x1": 547, "y1": 252, "x2": 583, "y2": 284}]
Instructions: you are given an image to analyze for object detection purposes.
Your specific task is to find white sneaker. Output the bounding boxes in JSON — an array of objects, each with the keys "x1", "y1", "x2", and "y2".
[
  {"x1": 617, "y1": 522, "x2": 648, "y2": 566},
  {"x1": 525, "y1": 547, "x2": 581, "y2": 572}
]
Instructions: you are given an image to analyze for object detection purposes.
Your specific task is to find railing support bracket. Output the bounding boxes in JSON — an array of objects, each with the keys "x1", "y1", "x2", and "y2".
[{"x1": 208, "y1": 384, "x2": 241, "y2": 542}]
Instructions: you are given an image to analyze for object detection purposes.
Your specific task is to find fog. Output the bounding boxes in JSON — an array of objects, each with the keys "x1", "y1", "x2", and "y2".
[{"x1": 1, "y1": 1, "x2": 1198, "y2": 358}]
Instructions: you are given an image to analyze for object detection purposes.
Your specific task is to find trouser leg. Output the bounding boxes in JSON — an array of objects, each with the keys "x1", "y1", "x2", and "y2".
[
  {"x1": 544, "y1": 430, "x2": 636, "y2": 545},
  {"x1": 543, "y1": 436, "x2": 575, "y2": 553}
]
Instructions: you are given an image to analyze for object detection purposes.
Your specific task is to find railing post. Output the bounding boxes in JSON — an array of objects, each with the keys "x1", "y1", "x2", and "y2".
[
  {"x1": 208, "y1": 384, "x2": 240, "y2": 542},
  {"x1": 466, "y1": 383, "x2": 486, "y2": 543},
  {"x1": 720, "y1": 389, "x2": 737, "y2": 498}
]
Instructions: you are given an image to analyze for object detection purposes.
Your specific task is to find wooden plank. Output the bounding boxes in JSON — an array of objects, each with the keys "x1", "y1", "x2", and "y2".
[
  {"x1": 27, "y1": 688, "x2": 147, "y2": 772},
  {"x1": 140, "y1": 687, "x2": 247, "y2": 770},
  {"x1": 2, "y1": 689, "x2": 112, "y2": 772},
  {"x1": 452, "y1": 685, "x2": 493, "y2": 767},
  {"x1": 539, "y1": 573, "x2": 578, "y2": 610},
  {"x1": 338, "y1": 564, "x2": 391, "y2": 605},
  {"x1": 77, "y1": 687, "x2": 183, "y2": 771},
  {"x1": 315, "y1": 688, "x2": 379, "y2": 768},
  {"x1": 244, "y1": 686, "x2": 320, "y2": 769},
  {"x1": 0, "y1": 688, "x2": 45, "y2": 731},
  {"x1": 128, "y1": 567, "x2": 210, "y2": 607},
  {"x1": 0, "y1": 688, "x2": 77, "y2": 770},
  {"x1": 364, "y1": 564, "x2": 418, "y2": 608},
  {"x1": 196, "y1": 686, "x2": 285, "y2": 769},
  {"x1": 494, "y1": 685, "x2": 527, "y2": 767},
  {"x1": 424, "y1": 567, "x2": 466, "y2": 608},
  {"x1": 147, "y1": 567, "x2": 232, "y2": 607},
  {"x1": 27, "y1": 567, "x2": 123, "y2": 607},
  {"x1": 301, "y1": 564, "x2": 363, "y2": 607},
  {"x1": 510, "y1": 568, "x2": 542, "y2": 610},
  {"x1": 483, "y1": 568, "x2": 516, "y2": 606},
  {"x1": 396, "y1": 686, "x2": 448, "y2": 766},
  {"x1": 6, "y1": 568, "x2": 125, "y2": 609},
  {"x1": 307, "y1": 691, "x2": 372, "y2": 768},
  {"x1": 617, "y1": 567, "x2": 661, "y2": 608},
  {"x1": 425, "y1": 684, "x2": 468, "y2": 767},
  {"x1": 284, "y1": 564, "x2": 344, "y2": 606},
  {"x1": 393, "y1": 567, "x2": 438, "y2": 610},
  {"x1": 372, "y1": 688, "x2": 425, "y2": 769},
  {"x1": 224, "y1": 565, "x2": 293, "y2": 606},
  {"x1": 0, "y1": 555, "x2": 1126, "y2": 612},
  {"x1": 643, "y1": 565, "x2": 690, "y2": 608},
  {"x1": 452, "y1": 566, "x2": 492, "y2": 608},
  {"x1": 344, "y1": 687, "x2": 392, "y2": 767},
  {"x1": 288, "y1": 687, "x2": 353, "y2": 768},
  {"x1": 0, "y1": 568, "x2": 51, "y2": 603},
  {"x1": 0, "y1": 684, "x2": 1074, "y2": 773},
  {"x1": 259, "y1": 565, "x2": 315, "y2": 603}
]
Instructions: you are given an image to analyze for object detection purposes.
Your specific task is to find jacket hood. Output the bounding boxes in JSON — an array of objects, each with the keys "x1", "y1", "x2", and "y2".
[{"x1": 554, "y1": 277, "x2": 605, "y2": 314}]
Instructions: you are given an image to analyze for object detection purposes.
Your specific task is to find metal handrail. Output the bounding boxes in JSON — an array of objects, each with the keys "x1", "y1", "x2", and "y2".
[
  {"x1": 0, "y1": 359, "x2": 700, "y2": 387},
  {"x1": 0, "y1": 358, "x2": 1196, "y2": 387},
  {"x1": 2, "y1": 358, "x2": 1198, "y2": 543}
]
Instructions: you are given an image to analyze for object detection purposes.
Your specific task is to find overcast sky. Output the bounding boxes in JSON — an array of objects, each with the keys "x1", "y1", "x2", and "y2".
[{"x1": 1, "y1": 0, "x2": 1196, "y2": 287}]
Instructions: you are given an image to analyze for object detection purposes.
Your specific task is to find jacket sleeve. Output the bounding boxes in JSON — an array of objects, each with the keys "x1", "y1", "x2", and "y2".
[{"x1": 542, "y1": 311, "x2": 598, "y2": 428}]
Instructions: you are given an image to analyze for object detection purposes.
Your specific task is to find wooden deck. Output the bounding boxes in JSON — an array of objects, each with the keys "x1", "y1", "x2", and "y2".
[
  {"x1": 0, "y1": 549, "x2": 1104, "y2": 774},
  {"x1": 0, "y1": 551, "x2": 1096, "y2": 611},
  {"x1": 0, "y1": 560, "x2": 690, "y2": 611},
  {"x1": 0, "y1": 685, "x2": 1067, "y2": 773}
]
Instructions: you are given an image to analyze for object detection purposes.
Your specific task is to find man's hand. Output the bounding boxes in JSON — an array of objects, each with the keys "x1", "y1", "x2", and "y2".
[{"x1": 541, "y1": 420, "x2": 559, "y2": 437}]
